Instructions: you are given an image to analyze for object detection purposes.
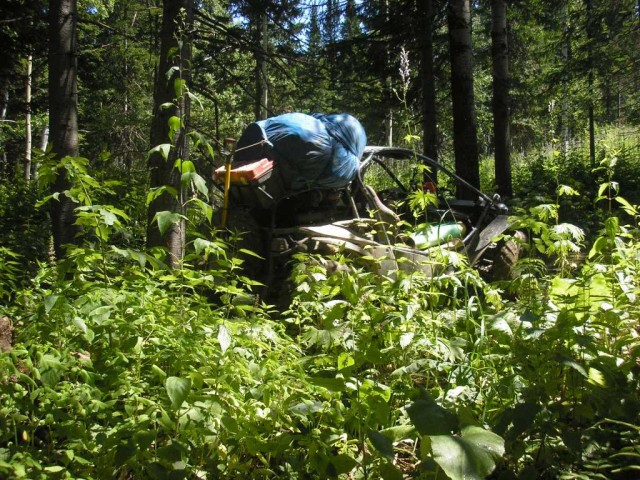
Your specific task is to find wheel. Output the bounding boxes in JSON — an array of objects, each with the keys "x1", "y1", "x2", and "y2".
[{"x1": 486, "y1": 230, "x2": 527, "y2": 281}]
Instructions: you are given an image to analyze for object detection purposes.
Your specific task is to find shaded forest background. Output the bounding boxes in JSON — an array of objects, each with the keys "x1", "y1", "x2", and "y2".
[{"x1": 1, "y1": 0, "x2": 639, "y2": 212}]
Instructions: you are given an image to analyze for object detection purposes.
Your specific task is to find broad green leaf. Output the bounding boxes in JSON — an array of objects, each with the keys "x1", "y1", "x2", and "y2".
[
  {"x1": 558, "y1": 184, "x2": 579, "y2": 196},
  {"x1": 308, "y1": 375, "x2": 346, "y2": 392},
  {"x1": 368, "y1": 430, "x2": 394, "y2": 459},
  {"x1": 186, "y1": 91, "x2": 204, "y2": 109},
  {"x1": 175, "y1": 159, "x2": 195, "y2": 173},
  {"x1": 588, "y1": 236, "x2": 608, "y2": 259},
  {"x1": 489, "y1": 312, "x2": 514, "y2": 336},
  {"x1": 559, "y1": 358, "x2": 588, "y2": 378},
  {"x1": 44, "y1": 466, "x2": 65, "y2": 473},
  {"x1": 328, "y1": 454, "x2": 357, "y2": 475},
  {"x1": 154, "y1": 211, "x2": 184, "y2": 236},
  {"x1": 147, "y1": 185, "x2": 179, "y2": 205},
  {"x1": 44, "y1": 294, "x2": 59, "y2": 314},
  {"x1": 181, "y1": 171, "x2": 208, "y2": 197},
  {"x1": 193, "y1": 238, "x2": 211, "y2": 255},
  {"x1": 429, "y1": 426, "x2": 505, "y2": 480},
  {"x1": 72, "y1": 316, "x2": 87, "y2": 333},
  {"x1": 338, "y1": 352, "x2": 355, "y2": 371},
  {"x1": 165, "y1": 66, "x2": 179, "y2": 80},
  {"x1": 588, "y1": 367, "x2": 606, "y2": 387},
  {"x1": 380, "y1": 461, "x2": 403, "y2": 480},
  {"x1": 166, "y1": 376, "x2": 191, "y2": 410},
  {"x1": 379, "y1": 425, "x2": 416, "y2": 442},
  {"x1": 99, "y1": 208, "x2": 118, "y2": 226},
  {"x1": 407, "y1": 396, "x2": 458, "y2": 436},
  {"x1": 399, "y1": 332, "x2": 414, "y2": 349},
  {"x1": 221, "y1": 415, "x2": 239, "y2": 433},
  {"x1": 238, "y1": 248, "x2": 263, "y2": 259},
  {"x1": 168, "y1": 115, "x2": 181, "y2": 132},
  {"x1": 148, "y1": 143, "x2": 171, "y2": 160},
  {"x1": 615, "y1": 196, "x2": 637, "y2": 216},
  {"x1": 174, "y1": 78, "x2": 187, "y2": 98},
  {"x1": 188, "y1": 197, "x2": 213, "y2": 221},
  {"x1": 218, "y1": 325, "x2": 231, "y2": 354}
]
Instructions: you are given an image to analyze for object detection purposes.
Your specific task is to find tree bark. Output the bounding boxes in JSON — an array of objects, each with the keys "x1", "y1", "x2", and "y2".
[
  {"x1": 561, "y1": 0, "x2": 570, "y2": 155},
  {"x1": 585, "y1": 0, "x2": 596, "y2": 168},
  {"x1": 384, "y1": 0, "x2": 393, "y2": 146},
  {"x1": 491, "y1": 0, "x2": 512, "y2": 198},
  {"x1": 146, "y1": 0, "x2": 193, "y2": 267},
  {"x1": 419, "y1": 0, "x2": 438, "y2": 182},
  {"x1": 49, "y1": 0, "x2": 80, "y2": 259},
  {"x1": 254, "y1": 6, "x2": 269, "y2": 121},
  {"x1": 25, "y1": 54, "x2": 32, "y2": 181},
  {"x1": 1, "y1": 80, "x2": 8, "y2": 176},
  {"x1": 448, "y1": 0, "x2": 480, "y2": 199}
]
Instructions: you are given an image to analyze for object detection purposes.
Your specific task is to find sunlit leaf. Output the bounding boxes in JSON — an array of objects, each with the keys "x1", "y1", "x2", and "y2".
[
  {"x1": 148, "y1": 143, "x2": 171, "y2": 160},
  {"x1": 218, "y1": 325, "x2": 231, "y2": 354},
  {"x1": 166, "y1": 376, "x2": 190, "y2": 409},
  {"x1": 44, "y1": 294, "x2": 59, "y2": 314},
  {"x1": 588, "y1": 367, "x2": 606, "y2": 387},
  {"x1": 154, "y1": 211, "x2": 185, "y2": 236},
  {"x1": 429, "y1": 426, "x2": 505, "y2": 480}
]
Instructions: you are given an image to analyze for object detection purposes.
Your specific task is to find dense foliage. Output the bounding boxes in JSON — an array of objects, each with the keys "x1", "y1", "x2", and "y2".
[{"x1": 2, "y1": 131, "x2": 640, "y2": 478}]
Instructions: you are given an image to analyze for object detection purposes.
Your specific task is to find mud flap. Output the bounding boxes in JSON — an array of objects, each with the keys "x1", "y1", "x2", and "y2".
[{"x1": 468, "y1": 215, "x2": 513, "y2": 266}]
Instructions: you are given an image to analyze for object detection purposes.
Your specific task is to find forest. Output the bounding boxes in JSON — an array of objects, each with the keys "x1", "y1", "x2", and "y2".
[{"x1": 1, "y1": 0, "x2": 640, "y2": 478}]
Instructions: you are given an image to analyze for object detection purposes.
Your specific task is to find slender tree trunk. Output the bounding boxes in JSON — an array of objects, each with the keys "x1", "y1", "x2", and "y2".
[
  {"x1": 25, "y1": 55, "x2": 33, "y2": 181},
  {"x1": 1, "y1": 81, "x2": 8, "y2": 175},
  {"x1": 34, "y1": 125, "x2": 49, "y2": 181},
  {"x1": 585, "y1": 0, "x2": 596, "y2": 167},
  {"x1": 561, "y1": 0, "x2": 570, "y2": 155},
  {"x1": 254, "y1": 7, "x2": 269, "y2": 121},
  {"x1": 146, "y1": 0, "x2": 193, "y2": 267},
  {"x1": 49, "y1": 0, "x2": 80, "y2": 259},
  {"x1": 491, "y1": 0, "x2": 512, "y2": 198},
  {"x1": 448, "y1": 0, "x2": 480, "y2": 199},
  {"x1": 384, "y1": 0, "x2": 393, "y2": 146},
  {"x1": 419, "y1": 0, "x2": 438, "y2": 181}
]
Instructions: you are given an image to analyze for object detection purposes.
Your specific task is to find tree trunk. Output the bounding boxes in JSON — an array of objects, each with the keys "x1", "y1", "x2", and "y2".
[
  {"x1": 25, "y1": 55, "x2": 32, "y2": 181},
  {"x1": 384, "y1": 0, "x2": 393, "y2": 146},
  {"x1": 491, "y1": 0, "x2": 512, "y2": 198},
  {"x1": 146, "y1": 0, "x2": 193, "y2": 267},
  {"x1": 1, "y1": 80, "x2": 8, "y2": 176},
  {"x1": 561, "y1": 0, "x2": 570, "y2": 155},
  {"x1": 585, "y1": 0, "x2": 596, "y2": 168},
  {"x1": 49, "y1": 0, "x2": 80, "y2": 259},
  {"x1": 448, "y1": 0, "x2": 480, "y2": 199},
  {"x1": 34, "y1": 125, "x2": 49, "y2": 181},
  {"x1": 254, "y1": 7, "x2": 268, "y2": 121},
  {"x1": 419, "y1": 0, "x2": 438, "y2": 182}
]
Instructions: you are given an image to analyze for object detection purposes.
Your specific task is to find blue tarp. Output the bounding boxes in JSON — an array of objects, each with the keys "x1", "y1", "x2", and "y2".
[{"x1": 254, "y1": 112, "x2": 367, "y2": 190}]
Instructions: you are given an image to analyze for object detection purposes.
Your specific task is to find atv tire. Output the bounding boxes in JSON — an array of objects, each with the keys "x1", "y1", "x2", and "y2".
[{"x1": 487, "y1": 230, "x2": 527, "y2": 281}]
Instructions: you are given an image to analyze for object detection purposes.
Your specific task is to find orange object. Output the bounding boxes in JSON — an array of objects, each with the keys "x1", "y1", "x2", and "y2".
[
  {"x1": 423, "y1": 181, "x2": 437, "y2": 193},
  {"x1": 214, "y1": 158, "x2": 274, "y2": 185}
]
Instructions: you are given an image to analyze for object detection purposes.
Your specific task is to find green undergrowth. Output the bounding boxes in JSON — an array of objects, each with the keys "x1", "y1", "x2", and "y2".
[{"x1": 1, "y1": 141, "x2": 640, "y2": 478}]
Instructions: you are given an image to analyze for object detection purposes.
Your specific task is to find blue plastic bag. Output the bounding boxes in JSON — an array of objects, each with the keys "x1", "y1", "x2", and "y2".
[{"x1": 254, "y1": 112, "x2": 366, "y2": 190}]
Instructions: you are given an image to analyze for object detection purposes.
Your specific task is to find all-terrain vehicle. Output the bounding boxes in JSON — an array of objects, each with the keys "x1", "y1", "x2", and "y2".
[{"x1": 214, "y1": 121, "x2": 522, "y2": 295}]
